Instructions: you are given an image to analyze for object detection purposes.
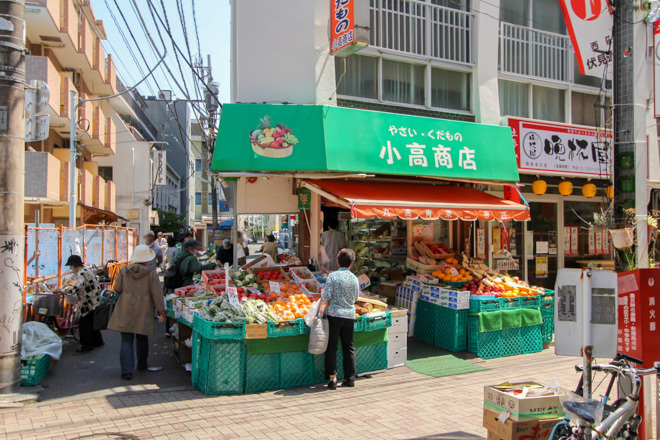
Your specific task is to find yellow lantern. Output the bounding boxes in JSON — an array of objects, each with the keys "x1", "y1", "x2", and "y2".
[
  {"x1": 606, "y1": 185, "x2": 614, "y2": 199},
  {"x1": 581, "y1": 183, "x2": 597, "y2": 198},
  {"x1": 558, "y1": 181, "x2": 573, "y2": 196},
  {"x1": 532, "y1": 179, "x2": 547, "y2": 195}
]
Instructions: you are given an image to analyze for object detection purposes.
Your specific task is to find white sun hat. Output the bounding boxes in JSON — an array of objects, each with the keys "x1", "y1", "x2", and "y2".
[{"x1": 131, "y1": 244, "x2": 156, "y2": 263}]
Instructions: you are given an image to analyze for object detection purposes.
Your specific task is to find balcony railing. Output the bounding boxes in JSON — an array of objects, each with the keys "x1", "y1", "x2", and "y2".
[
  {"x1": 499, "y1": 22, "x2": 572, "y2": 82},
  {"x1": 369, "y1": 0, "x2": 475, "y2": 65}
]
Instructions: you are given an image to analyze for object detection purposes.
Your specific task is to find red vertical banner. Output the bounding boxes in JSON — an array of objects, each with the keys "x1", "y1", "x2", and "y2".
[{"x1": 330, "y1": 0, "x2": 355, "y2": 55}]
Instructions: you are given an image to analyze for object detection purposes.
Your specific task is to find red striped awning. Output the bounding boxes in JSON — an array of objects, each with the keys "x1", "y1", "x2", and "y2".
[{"x1": 306, "y1": 180, "x2": 530, "y2": 221}]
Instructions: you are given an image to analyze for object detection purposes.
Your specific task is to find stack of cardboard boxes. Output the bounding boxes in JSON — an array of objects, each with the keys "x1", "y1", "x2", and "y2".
[
  {"x1": 387, "y1": 309, "x2": 408, "y2": 368},
  {"x1": 483, "y1": 382, "x2": 564, "y2": 440}
]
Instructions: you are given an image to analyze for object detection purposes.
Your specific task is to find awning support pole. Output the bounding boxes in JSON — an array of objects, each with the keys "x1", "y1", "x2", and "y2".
[{"x1": 302, "y1": 181, "x2": 351, "y2": 210}]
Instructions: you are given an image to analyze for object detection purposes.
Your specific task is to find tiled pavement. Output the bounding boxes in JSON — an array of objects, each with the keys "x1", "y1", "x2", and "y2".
[{"x1": 1, "y1": 347, "x2": 589, "y2": 440}]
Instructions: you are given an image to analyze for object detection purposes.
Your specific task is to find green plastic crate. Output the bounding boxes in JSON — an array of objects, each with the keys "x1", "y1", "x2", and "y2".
[
  {"x1": 467, "y1": 317, "x2": 503, "y2": 359},
  {"x1": 280, "y1": 351, "x2": 314, "y2": 388},
  {"x1": 469, "y1": 297, "x2": 500, "y2": 313},
  {"x1": 166, "y1": 298, "x2": 174, "y2": 314},
  {"x1": 195, "y1": 337, "x2": 246, "y2": 395},
  {"x1": 519, "y1": 296, "x2": 541, "y2": 309},
  {"x1": 20, "y1": 354, "x2": 50, "y2": 386},
  {"x1": 298, "y1": 318, "x2": 310, "y2": 335},
  {"x1": 353, "y1": 316, "x2": 364, "y2": 333},
  {"x1": 191, "y1": 331, "x2": 202, "y2": 387},
  {"x1": 498, "y1": 297, "x2": 521, "y2": 310},
  {"x1": 193, "y1": 315, "x2": 245, "y2": 340},
  {"x1": 362, "y1": 312, "x2": 392, "y2": 332},
  {"x1": 501, "y1": 327, "x2": 522, "y2": 357},
  {"x1": 434, "y1": 307, "x2": 468, "y2": 352},
  {"x1": 414, "y1": 300, "x2": 435, "y2": 344},
  {"x1": 267, "y1": 320, "x2": 301, "y2": 338},
  {"x1": 521, "y1": 324, "x2": 543, "y2": 354},
  {"x1": 245, "y1": 352, "x2": 280, "y2": 393},
  {"x1": 542, "y1": 317, "x2": 554, "y2": 343},
  {"x1": 541, "y1": 302, "x2": 555, "y2": 318},
  {"x1": 356, "y1": 343, "x2": 388, "y2": 374},
  {"x1": 313, "y1": 351, "x2": 344, "y2": 383}
]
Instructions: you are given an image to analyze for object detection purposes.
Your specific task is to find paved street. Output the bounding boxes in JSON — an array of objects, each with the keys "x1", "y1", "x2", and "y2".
[{"x1": 2, "y1": 345, "x2": 588, "y2": 440}]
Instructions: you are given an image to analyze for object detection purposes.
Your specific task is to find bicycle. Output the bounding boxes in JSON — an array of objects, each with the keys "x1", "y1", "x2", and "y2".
[
  {"x1": 550, "y1": 353, "x2": 660, "y2": 440},
  {"x1": 26, "y1": 289, "x2": 80, "y2": 340}
]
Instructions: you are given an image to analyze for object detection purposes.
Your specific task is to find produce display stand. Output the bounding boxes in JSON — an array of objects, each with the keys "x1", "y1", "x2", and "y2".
[{"x1": 190, "y1": 312, "x2": 392, "y2": 395}]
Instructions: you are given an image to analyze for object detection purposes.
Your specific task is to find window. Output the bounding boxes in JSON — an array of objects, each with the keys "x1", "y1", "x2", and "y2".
[
  {"x1": 98, "y1": 166, "x2": 113, "y2": 182},
  {"x1": 499, "y1": 80, "x2": 530, "y2": 118},
  {"x1": 431, "y1": 0, "x2": 469, "y2": 11},
  {"x1": 431, "y1": 68, "x2": 470, "y2": 111},
  {"x1": 532, "y1": 85, "x2": 565, "y2": 122},
  {"x1": 500, "y1": 0, "x2": 530, "y2": 26},
  {"x1": 382, "y1": 59, "x2": 425, "y2": 105},
  {"x1": 571, "y1": 92, "x2": 600, "y2": 127},
  {"x1": 336, "y1": 55, "x2": 378, "y2": 100},
  {"x1": 208, "y1": 194, "x2": 215, "y2": 206},
  {"x1": 500, "y1": 0, "x2": 566, "y2": 34},
  {"x1": 195, "y1": 192, "x2": 202, "y2": 206},
  {"x1": 195, "y1": 158, "x2": 202, "y2": 173}
]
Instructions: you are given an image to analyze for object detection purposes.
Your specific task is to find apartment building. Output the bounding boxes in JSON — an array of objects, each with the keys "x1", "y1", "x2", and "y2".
[
  {"x1": 230, "y1": 0, "x2": 660, "y2": 287},
  {"x1": 23, "y1": 0, "x2": 121, "y2": 226}
]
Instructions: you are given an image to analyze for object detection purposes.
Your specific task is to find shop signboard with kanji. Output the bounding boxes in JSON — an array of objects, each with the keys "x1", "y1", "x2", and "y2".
[
  {"x1": 617, "y1": 269, "x2": 660, "y2": 362},
  {"x1": 213, "y1": 104, "x2": 520, "y2": 183},
  {"x1": 508, "y1": 118, "x2": 612, "y2": 178}
]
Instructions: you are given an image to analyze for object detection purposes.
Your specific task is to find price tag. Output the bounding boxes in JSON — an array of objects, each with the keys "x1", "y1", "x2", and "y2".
[
  {"x1": 226, "y1": 287, "x2": 240, "y2": 307},
  {"x1": 449, "y1": 267, "x2": 459, "y2": 276},
  {"x1": 269, "y1": 281, "x2": 281, "y2": 294}
]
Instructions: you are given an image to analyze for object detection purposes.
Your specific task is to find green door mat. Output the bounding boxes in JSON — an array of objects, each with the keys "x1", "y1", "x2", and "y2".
[{"x1": 406, "y1": 338, "x2": 488, "y2": 378}]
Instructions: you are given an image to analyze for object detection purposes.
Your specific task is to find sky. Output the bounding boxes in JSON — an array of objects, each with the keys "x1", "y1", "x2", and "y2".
[{"x1": 93, "y1": 0, "x2": 232, "y2": 106}]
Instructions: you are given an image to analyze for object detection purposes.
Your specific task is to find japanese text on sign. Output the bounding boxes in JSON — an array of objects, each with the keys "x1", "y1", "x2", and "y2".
[
  {"x1": 379, "y1": 125, "x2": 476, "y2": 172},
  {"x1": 509, "y1": 118, "x2": 612, "y2": 177},
  {"x1": 330, "y1": 0, "x2": 355, "y2": 54}
]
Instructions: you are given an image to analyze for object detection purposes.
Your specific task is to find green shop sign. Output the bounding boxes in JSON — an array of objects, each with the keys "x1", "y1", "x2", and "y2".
[{"x1": 212, "y1": 104, "x2": 520, "y2": 183}]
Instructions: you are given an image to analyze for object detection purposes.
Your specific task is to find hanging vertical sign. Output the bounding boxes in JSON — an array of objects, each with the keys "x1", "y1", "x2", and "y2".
[
  {"x1": 525, "y1": 231, "x2": 534, "y2": 260},
  {"x1": 476, "y1": 228, "x2": 486, "y2": 260},
  {"x1": 492, "y1": 228, "x2": 501, "y2": 254},
  {"x1": 152, "y1": 150, "x2": 167, "y2": 186},
  {"x1": 330, "y1": 0, "x2": 368, "y2": 57},
  {"x1": 588, "y1": 228, "x2": 595, "y2": 254},
  {"x1": 564, "y1": 227, "x2": 572, "y2": 255},
  {"x1": 558, "y1": 0, "x2": 613, "y2": 78},
  {"x1": 595, "y1": 228, "x2": 603, "y2": 254},
  {"x1": 571, "y1": 227, "x2": 579, "y2": 255}
]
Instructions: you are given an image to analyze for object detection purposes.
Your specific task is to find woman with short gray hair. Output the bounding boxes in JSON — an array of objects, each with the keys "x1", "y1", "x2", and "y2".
[{"x1": 172, "y1": 239, "x2": 217, "y2": 287}]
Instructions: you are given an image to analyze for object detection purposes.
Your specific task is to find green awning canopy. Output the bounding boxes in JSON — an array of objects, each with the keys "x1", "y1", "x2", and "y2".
[{"x1": 212, "y1": 104, "x2": 520, "y2": 183}]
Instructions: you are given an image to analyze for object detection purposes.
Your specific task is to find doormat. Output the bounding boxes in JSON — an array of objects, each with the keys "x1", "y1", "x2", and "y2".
[{"x1": 406, "y1": 338, "x2": 488, "y2": 378}]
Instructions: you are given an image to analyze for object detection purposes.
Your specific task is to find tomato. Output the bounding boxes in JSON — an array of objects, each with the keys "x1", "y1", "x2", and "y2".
[{"x1": 237, "y1": 287, "x2": 245, "y2": 294}]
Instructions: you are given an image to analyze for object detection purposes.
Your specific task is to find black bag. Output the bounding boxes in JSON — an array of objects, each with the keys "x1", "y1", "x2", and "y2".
[
  {"x1": 93, "y1": 302, "x2": 113, "y2": 331},
  {"x1": 164, "y1": 254, "x2": 190, "y2": 289}
]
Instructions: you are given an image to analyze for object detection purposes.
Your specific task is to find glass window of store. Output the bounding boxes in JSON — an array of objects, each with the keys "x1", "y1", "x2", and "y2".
[
  {"x1": 489, "y1": 220, "x2": 525, "y2": 280},
  {"x1": 563, "y1": 200, "x2": 612, "y2": 268}
]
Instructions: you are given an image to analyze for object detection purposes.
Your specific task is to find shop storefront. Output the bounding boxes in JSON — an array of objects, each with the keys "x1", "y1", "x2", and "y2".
[{"x1": 479, "y1": 118, "x2": 614, "y2": 289}]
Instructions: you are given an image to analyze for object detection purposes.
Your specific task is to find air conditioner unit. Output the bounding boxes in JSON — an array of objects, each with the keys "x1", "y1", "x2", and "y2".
[{"x1": 158, "y1": 90, "x2": 172, "y2": 101}]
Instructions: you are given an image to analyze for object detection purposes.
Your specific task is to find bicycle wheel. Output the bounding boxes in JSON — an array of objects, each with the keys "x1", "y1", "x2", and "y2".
[{"x1": 549, "y1": 421, "x2": 573, "y2": 440}]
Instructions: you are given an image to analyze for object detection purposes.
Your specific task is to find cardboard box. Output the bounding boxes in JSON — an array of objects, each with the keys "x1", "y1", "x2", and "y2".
[
  {"x1": 388, "y1": 332, "x2": 408, "y2": 350},
  {"x1": 422, "y1": 285, "x2": 442, "y2": 294},
  {"x1": 482, "y1": 408, "x2": 563, "y2": 440},
  {"x1": 245, "y1": 323, "x2": 268, "y2": 339},
  {"x1": 387, "y1": 346, "x2": 407, "y2": 368},
  {"x1": 390, "y1": 315, "x2": 408, "y2": 332},
  {"x1": 379, "y1": 281, "x2": 401, "y2": 299},
  {"x1": 484, "y1": 382, "x2": 564, "y2": 422}
]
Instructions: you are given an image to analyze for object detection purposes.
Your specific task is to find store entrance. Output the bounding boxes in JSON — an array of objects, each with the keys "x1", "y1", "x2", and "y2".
[{"x1": 526, "y1": 202, "x2": 558, "y2": 289}]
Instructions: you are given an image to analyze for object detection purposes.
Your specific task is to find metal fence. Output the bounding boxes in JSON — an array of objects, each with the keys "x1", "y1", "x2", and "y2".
[
  {"x1": 369, "y1": 0, "x2": 475, "y2": 65},
  {"x1": 25, "y1": 224, "x2": 138, "y2": 287},
  {"x1": 499, "y1": 22, "x2": 572, "y2": 82}
]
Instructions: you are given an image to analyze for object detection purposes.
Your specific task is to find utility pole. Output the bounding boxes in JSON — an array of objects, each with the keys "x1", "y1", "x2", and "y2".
[
  {"x1": 200, "y1": 55, "x2": 220, "y2": 232},
  {"x1": 0, "y1": 0, "x2": 25, "y2": 394},
  {"x1": 612, "y1": 1, "x2": 649, "y2": 269}
]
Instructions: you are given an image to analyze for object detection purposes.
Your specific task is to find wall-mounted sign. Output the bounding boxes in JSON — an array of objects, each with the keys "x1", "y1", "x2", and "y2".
[
  {"x1": 476, "y1": 228, "x2": 486, "y2": 260},
  {"x1": 558, "y1": 0, "x2": 612, "y2": 78},
  {"x1": 535, "y1": 256, "x2": 548, "y2": 278},
  {"x1": 330, "y1": 0, "x2": 369, "y2": 57},
  {"x1": 152, "y1": 150, "x2": 167, "y2": 186},
  {"x1": 508, "y1": 118, "x2": 612, "y2": 178}
]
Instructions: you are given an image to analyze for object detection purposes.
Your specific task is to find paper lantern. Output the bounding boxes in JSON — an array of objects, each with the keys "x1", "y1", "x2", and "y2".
[
  {"x1": 606, "y1": 185, "x2": 614, "y2": 199},
  {"x1": 532, "y1": 180, "x2": 547, "y2": 195},
  {"x1": 558, "y1": 181, "x2": 573, "y2": 196},
  {"x1": 581, "y1": 183, "x2": 597, "y2": 198},
  {"x1": 503, "y1": 185, "x2": 521, "y2": 204}
]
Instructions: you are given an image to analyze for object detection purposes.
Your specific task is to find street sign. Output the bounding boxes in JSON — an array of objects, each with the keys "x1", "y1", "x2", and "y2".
[
  {"x1": 152, "y1": 150, "x2": 167, "y2": 186},
  {"x1": 25, "y1": 80, "x2": 50, "y2": 142}
]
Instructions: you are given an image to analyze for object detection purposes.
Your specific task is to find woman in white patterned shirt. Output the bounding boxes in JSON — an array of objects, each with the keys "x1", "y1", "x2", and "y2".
[
  {"x1": 321, "y1": 248, "x2": 360, "y2": 390},
  {"x1": 53, "y1": 255, "x2": 104, "y2": 352}
]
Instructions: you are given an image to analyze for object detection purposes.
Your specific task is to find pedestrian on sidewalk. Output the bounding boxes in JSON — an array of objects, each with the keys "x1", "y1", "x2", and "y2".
[
  {"x1": 165, "y1": 236, "x2": 179, "y2": 266},
  {"x1": 236, "y1": 231, "x2": 249, "y2": 267},
  {"x1": 53, "y1": 255, "x2": 104, "y2": 352},
  {"x1": 322, "y1": 248, "x2": 359, "y2": 390},
  {"x1": 216, "y1": 239, "x2": 233, "y2": 267},
  {"x1": 144, "y1": 231, "x2": 163, "y2": 271},
  {"x1": 108, "y1": 245, "x2": 166, "y2": 380},
  {"x1": 259, "y1": 234, "x2": 278, "y2": 261},
  {"x1": 156, "y1": 232, "x2": 168, "y2": 270}
]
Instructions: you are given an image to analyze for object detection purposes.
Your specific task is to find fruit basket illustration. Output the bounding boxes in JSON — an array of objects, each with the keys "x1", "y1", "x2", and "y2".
[{"x1": 249, "y1": 115, "x2": 299, "y2": 158}]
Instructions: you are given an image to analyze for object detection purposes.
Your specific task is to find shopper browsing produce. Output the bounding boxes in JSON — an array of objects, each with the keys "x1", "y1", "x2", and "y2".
[
  {"x1": 322, "y1": 248, "x2": 360, "y2": 390},
  {"x1": 174, "y1": 239, "x2": 218, "y2": 287},
  {"x1": 108, "y1": 245, "x2": 166, "y2": 380},
  {"x1": 259, "y1": 234, "x2": 278, "y2": 261},
  {"x1": 53, "y1": 255, "x2": 104, "y2": 352}
]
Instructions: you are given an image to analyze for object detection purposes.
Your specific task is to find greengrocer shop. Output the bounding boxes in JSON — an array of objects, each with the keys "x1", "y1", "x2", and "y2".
[{"x1": 167, "y1": 103, "x2": 551, "y2": 396}]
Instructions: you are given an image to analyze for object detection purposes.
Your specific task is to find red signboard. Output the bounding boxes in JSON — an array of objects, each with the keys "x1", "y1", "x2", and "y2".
[
  {"x1": 617, "y1": 269, "x2": 660, "y2": 362},
  {"x1": 330, "y1": 0, "x2": 355, "y2": 55}
]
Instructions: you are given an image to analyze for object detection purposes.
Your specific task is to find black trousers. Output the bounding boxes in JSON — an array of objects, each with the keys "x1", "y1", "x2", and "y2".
[
  {"x1": 79, "y1": 311, "x2": 104, "y2": 348},
  {"x1": 325, "y1": 316, "x2": 356, "y2": 383}
]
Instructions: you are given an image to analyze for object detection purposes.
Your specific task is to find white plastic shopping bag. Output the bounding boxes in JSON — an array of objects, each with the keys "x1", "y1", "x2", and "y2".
[{"x1": 307, "y1": 300, "x2": 329, "y2": 355}]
